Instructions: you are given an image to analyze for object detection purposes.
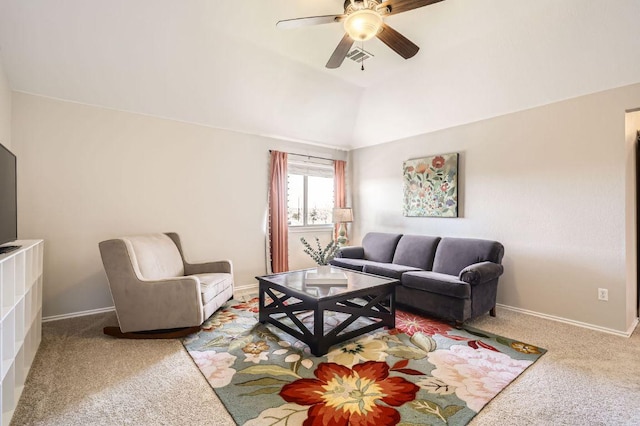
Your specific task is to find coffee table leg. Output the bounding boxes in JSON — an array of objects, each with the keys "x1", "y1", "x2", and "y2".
[
  {"x1": 311, "y1": 305, "x2": 324, "y2": 356},
  {"x1": 258, "y1": 284, "x2": 266, "y2": 323},
  {"x1": 389, "y1": 289, "x2": 396, "y2": 328}
]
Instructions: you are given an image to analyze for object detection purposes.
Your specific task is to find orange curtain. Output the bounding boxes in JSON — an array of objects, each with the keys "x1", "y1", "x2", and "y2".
[
  {"x1": 269, "y1": 151, "x2": 289, "y2": 273},
  {"x1": 334, "y1": 160, "x2": 346, "y2": 241}
]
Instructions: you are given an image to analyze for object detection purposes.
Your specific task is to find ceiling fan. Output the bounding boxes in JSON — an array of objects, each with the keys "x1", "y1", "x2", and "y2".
[{"x1": 277, "y1": 0, "x2": 444, "y2": 69}]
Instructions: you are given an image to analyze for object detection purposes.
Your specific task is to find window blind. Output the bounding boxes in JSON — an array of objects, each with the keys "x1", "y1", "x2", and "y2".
[{"x1": 287, "y1": 155, "x2": 334, "y2": 178}]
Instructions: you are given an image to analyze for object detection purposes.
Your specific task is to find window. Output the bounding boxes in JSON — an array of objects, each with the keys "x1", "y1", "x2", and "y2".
[{"x1": 287, "y1": 156, "x2": 334, "y2": 227}]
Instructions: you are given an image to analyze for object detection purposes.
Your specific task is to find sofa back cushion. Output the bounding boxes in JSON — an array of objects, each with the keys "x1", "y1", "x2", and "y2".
[
  {"x1": 392, "y1": 235, "x2": 441, "y2": 270},
  {"x1": 432, "y1": 237, "x2": 504, "y2": 276},
  {"x1": 124, "y1": 234, "x2": 185, "y2": 279},
  {"x1": 362, "y1": 232, "x2": 403, "y2": 263}
]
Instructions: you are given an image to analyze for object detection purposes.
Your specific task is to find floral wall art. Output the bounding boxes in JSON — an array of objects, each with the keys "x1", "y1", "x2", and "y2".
[{"x1": 403, "y1": 153, "x2": 458, "y2": 217}]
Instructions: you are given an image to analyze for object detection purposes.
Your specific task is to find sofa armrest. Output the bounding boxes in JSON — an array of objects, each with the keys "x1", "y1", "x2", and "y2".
[
  {"x1": 336, "y1": 246, "x2": 365, "y2": 259},
  {"x1": 459, "y1": 261, "x2": 504, "y2": 285},
  {"x1": 185, "y1": 259, "x2": 233, "y2": 275}
]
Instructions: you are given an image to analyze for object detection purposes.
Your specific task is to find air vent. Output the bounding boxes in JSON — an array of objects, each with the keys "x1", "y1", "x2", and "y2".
[{"x1": 346, "y1": 46, "x2": 375, "y2": 63}]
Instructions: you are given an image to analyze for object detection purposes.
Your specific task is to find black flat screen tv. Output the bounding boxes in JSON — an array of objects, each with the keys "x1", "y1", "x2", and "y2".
[{"x1": 0, "y1": 142, "x2": 17, "y2": 250}]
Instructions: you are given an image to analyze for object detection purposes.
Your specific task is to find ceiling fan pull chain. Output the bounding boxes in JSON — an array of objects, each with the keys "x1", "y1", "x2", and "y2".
[{"x1": 361, "y1": 40, "x2": 365, "y2": 71}]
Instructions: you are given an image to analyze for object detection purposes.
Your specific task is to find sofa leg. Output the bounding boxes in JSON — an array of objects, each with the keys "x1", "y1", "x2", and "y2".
[
  {"x1": 454, "y1": 320, "x2": 463, "y2": 329},
  {"x1": 490, "y1": 307, "x2": 496, "y2": 317}
]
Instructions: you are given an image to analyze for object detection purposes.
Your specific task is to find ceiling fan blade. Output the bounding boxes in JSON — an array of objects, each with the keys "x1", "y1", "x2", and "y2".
[
  {"x1": 276, "y1": 15, "x2": 344, "y2": 29},
  {"x1": 326, "y1": 33, "x2": 354, "y2": 69},
  {"x1": 376, "y1": 23, "x2": 419, "y2": 59},
  {"x1": 381, "y1": 0, "x2": 444, "y2": 16}
]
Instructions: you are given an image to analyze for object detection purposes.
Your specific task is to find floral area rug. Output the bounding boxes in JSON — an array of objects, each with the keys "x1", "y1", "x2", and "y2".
[{"x1": 182, "y1": 298, "x2": 545, "y2": 426}]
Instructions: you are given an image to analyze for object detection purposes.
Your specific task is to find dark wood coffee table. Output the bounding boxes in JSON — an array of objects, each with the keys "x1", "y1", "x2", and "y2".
[{"x1": 256, "y1": 267, "x2": 398, "y2": 356}]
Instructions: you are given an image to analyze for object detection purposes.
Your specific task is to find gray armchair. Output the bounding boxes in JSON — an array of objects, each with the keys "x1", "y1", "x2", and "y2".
[{"x1": 98, "y1": 232, "x2": 233, "y2": 338}]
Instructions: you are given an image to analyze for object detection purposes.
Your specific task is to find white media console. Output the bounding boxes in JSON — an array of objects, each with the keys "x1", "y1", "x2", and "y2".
[{"x1": 0, "y1": 240, "x2": 43, "y2": 425}]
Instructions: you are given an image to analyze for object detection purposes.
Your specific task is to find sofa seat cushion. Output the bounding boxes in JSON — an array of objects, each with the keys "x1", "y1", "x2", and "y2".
[
  {"x1": 330, "y1": 258, "x2": 381, "y2": 272},
  {"x1": 195, "y1": 273, "x2": 233, "y2": 305},
  {"x1": 401, "y1": 271, "x2": 471, "y2": 299},
  {"x1": 363, "y1": 263, "x2": 422, "y2": 280}
]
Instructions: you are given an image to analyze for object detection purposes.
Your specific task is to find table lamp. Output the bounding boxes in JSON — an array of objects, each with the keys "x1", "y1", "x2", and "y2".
[{"x1": 333, "y1": 207, "x2": 353, "y2": 247}]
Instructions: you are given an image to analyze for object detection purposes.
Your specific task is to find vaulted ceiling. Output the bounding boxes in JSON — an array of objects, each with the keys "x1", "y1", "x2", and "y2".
[{"x1": 0, "y1": 0, "x2": 639, "y2": 150}]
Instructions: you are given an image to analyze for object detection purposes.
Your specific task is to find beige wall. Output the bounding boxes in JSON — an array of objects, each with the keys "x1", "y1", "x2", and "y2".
[
  {"x1": 11, "y1": 92, "x2": 347, "y2": 318},
  {"x1": 351, "y1": 83, "x2": 640, "y2": 333},
  {"x1": 11, "y1": 84, "x2": 640, "y2": 332},
  {"x1": 0, "y1": 54, "x2": 11, "y2": 149}
]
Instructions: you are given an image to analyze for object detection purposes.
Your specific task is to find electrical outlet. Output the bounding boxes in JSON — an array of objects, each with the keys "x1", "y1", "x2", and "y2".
[{"x1": 598, "y1": 288, "x2": 608, "y2": 301}]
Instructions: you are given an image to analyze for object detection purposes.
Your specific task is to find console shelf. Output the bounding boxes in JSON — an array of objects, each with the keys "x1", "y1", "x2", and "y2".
[{"x1": 0, "y1": 240, "x2": 43, "y2": 425}]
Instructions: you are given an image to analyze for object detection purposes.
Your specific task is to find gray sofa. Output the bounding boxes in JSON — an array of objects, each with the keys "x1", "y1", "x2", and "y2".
[{"x1": 330, "y1": 232, "x2": 504, "y2": 324}]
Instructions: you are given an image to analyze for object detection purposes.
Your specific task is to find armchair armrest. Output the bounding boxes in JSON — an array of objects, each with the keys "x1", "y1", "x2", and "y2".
[
  {"x1": 459, "y1": 261, "x2": 504, "y2": 285},
  {"x1": 121, "y1": 275, "x2": 203, "y2": 331},
  {"x1": 139, "y1": 275, "x2": 200, "y2": 287},
  {"x1": 336, "y1": 246, "x2": 364, "y2": 259},
  {"x1": 164, "y1": 233, "x2": 233, "y2": 276},
  {"x1": 185, "y1": 259, "x2": 233, "y2": 275}
]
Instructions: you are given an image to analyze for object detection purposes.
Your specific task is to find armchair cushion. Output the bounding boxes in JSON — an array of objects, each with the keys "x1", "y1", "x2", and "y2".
[
  {"x1": 197, "y1": 273, "x2": 234, "y2": 305},
  {"x1": 126, "y1": 234, "x2": 184, "y2": 279},
  {"x1": 459, "y1": 261, "x2": 504, "y2": 285}
]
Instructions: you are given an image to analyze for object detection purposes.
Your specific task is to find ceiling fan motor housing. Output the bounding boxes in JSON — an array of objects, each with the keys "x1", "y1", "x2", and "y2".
[{"x1": 344, "y1": 0, "x2": 388, "y2": 15}]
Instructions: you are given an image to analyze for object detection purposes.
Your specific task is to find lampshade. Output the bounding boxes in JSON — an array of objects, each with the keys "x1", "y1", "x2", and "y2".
[
  {"x1": 333, "y1": 207, "x2": 354, "y2": 223},
  {"x1": 343, "y1": 9, "x2": 383, "y2": 41}
]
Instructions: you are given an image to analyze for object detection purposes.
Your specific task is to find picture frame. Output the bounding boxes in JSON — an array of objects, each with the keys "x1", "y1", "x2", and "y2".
[{"x1": 403, "y1": 153, "x2": 458, "y2": 217}]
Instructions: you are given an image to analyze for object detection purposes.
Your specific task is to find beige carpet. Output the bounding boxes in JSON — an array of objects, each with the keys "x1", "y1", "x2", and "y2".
[{"x1": 10, "y1": 306, "x2": 640, "y2": 425}]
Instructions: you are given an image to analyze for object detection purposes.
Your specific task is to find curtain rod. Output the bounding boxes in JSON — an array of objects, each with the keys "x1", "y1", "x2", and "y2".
[{"x1": 269, "y1": 150, "x2": 336, "y2": 162}]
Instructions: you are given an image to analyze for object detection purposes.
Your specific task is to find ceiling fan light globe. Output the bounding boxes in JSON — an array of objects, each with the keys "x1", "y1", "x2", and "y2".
[{"x1": 344, "y1": 9, "x2": 383, "y2": 41}]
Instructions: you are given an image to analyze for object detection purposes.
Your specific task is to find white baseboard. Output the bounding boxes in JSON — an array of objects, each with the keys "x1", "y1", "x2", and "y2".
[
  {"x1": 42, "y1": 283, "x2": 261, "y2": 323},
  {"x1": 627, "y1": 318, "x2": 639, "y2": 336},
  {"x1": 40, "y1": 285, "x2": 639, "y2": 338},
  {"x1": 234, "y1": 283, "x2": 259, "y2": 298},
  {"x1": 43, "y1": 306, "x2": 116, "y2": 323},
  {"x1": 497, "y1": 303, "x2": 639, "y2": 338}
]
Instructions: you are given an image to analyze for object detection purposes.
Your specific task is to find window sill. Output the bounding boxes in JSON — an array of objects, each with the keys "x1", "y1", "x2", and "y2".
[{"x1": 288, "y1": 225, "x2": 334, "y2": 234}]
